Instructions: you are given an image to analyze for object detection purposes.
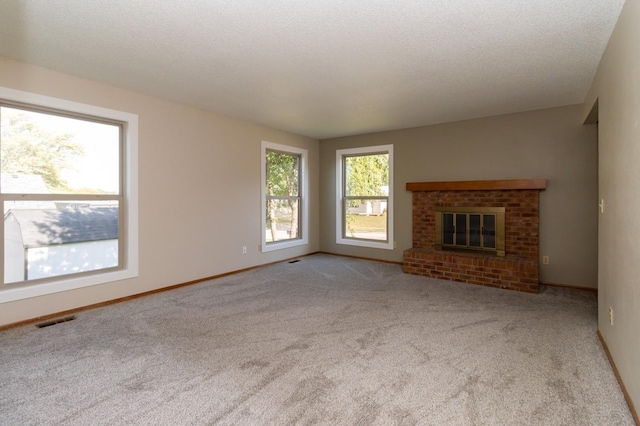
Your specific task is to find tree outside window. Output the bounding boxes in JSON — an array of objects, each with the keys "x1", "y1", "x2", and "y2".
[
  {"x1": 344, "y1": 153, "x2": 389, "y2": 240},
  {"x1": 336, "y1": 145, "x2": 394, "y2": 250},
  {"x1": 261, "y1": 141, "x2": 308, "y2": 252},
  {"x1": 265, "y1": 150, "x2": 301, "y2": 243}
]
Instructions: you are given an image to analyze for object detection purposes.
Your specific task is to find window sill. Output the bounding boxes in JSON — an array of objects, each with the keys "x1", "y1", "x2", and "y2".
[
  {"x1": 337, "y1": 237, "x2": 394, "y2": 250},
  {"x1": 0, "y1": 267, "x2": 138, "y2": 304},
  {"x1": 261, "y1": 237, "x2": 308, "y2": 253}
]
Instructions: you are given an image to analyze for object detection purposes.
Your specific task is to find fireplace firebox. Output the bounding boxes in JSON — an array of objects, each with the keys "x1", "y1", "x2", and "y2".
[{"x1": 435, "y1": 206, "x2": 505, "y2": 256}]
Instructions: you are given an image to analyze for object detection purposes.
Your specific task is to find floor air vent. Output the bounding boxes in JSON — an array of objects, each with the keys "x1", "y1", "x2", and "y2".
[
  {"x1": 288, "y1": 259, "x2": 301, "y2": 264},
  {"x1": 36, "y1": 315, "x2": 76, "y2": 328}
]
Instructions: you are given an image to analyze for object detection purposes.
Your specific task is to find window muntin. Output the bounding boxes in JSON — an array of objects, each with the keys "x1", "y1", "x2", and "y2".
[
  {"x1": 0, "y1": 86, "x2": 138, "y2": 303},
  {"x1": 336, "y1": 145, "x2": 394, "y2": 250},
  {"x1": 261, "y1": 141, "x2": 308, "y2": 252}
]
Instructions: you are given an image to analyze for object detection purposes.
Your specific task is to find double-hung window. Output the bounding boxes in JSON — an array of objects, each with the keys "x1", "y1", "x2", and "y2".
[
  {"x1": 336, "y1": 144, "x2": 393, "y2": 250},
  {"x1": 0, "y1": 87, "x2": 138, "y2": 303},
  {"x1": 261, "y1": 141, "x2": 308, "y2": 252}
]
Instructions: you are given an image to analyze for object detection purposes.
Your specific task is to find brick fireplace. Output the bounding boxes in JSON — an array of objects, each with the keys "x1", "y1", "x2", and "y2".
[{"x1": 403, "y1": 179, "x2": 546, "y2": 293}]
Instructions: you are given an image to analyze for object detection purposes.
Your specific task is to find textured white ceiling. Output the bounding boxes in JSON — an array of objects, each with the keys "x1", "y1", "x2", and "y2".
[{"x1": 0, "y1": 1, "x2": 625, "y2": 139}]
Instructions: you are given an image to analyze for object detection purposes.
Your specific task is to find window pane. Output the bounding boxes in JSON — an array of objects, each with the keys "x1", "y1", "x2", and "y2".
[
  {"x1": 483, "y1": 215, "x2": 496, "y2": 248},
  {"x1": 266, "y1": 150, "x2": 299, "y2": 197},
  {"x1": 4, "y1": 201, "x2": 119, "y2": 284},
  {"x1": 345, "y1": 198, "x2": 388, "y2": 240},
  {"x1": 443, "y1": 213, "x2": 454, "y2": 245},
  {"x1": 0, "y1": 107, "x2": 120, "y2": 195},
  {"x1": 265, "y1": 198, "x2": 300, "y2": 243},
  {"x1": 455, "y1": 214, "x2": 467, "y2": 246},
  {"x1": 469, "y1": 214, "x2": 481, "y2": 247},
  {"x1": 345, "y1": 154, "x2": 388, "y2": 197}
]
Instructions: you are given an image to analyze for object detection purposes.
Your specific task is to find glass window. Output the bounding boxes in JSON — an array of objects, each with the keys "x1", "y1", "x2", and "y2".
[
  {"x1": 0, "y1": 88, "x2": 138, "y2": 302},
  {"x1": 265, "y1": 150, "x2": 300, "y2": 243},
  {"x1": 261, "y1": 142, "x2": 308, "y2": 252},
  {"x1": 336, "y1": 145, "x2": 394, "y2": 250}
]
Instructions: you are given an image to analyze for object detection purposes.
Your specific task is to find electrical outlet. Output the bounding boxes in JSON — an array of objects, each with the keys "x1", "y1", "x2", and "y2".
[
  {"x1": 242, "y1": 246, "x2": 247, "y2": 254},
  {"x1": 542, "y1": 256, "x2": 549, "y2": 265},
  {"x1": 599, "y1": 199, "x2": 605, "y2": 213},
  {"x1": 609, "y1": 307, "x2": 613, "y2": 325}
]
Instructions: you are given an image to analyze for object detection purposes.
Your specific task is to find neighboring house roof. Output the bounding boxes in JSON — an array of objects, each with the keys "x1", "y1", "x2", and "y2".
[
  {"x1": 1, "y1": 174, "x2": 49, "y2": 193},
  {"x1": 6, "y1": 208, "x2": 118, "y2": 248},
  {"x1": 1, "y1": 174, "x2": 56, "y2": 214}
]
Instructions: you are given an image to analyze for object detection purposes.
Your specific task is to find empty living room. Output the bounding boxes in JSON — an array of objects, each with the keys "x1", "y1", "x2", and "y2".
[{"x1": 0, "y1": 1, "x2": 638, "y2": 424}]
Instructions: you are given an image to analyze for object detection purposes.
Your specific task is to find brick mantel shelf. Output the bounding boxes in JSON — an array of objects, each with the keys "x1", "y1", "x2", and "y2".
[{"x1": 404, "y1": 178, "x2": 546, "y2": 293}]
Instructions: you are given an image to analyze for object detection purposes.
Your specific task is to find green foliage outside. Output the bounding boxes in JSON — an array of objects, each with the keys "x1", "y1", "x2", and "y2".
[
  {"x1": 266, "y1": 151, "x2": 299, "y2": 197},
  {"x1": 345, "y1": 154, "x2": 388, "y2": 196},
  {"x1": 266, "y1": 151, "x2": 300, "y2": 241},
  {"x1": 347, "y1": 213, "x2": 386, "y2": 231},
  {"x1": 1, "y1": 110, "x2": 83, "y2": 192},
  {"x1": 345, "y1": 153, "x2": 388, "y2": 238}
]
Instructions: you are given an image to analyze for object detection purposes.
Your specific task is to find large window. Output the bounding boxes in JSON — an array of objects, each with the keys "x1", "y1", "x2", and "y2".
[
  {"x1": 0, "y1": 87, "x2": 138, "y2": 303},
  {"x1": 261, "y1": 141, "x2": 308, "y2": 252},
  {"x1": 336, "y1": 145, "x2": 393, "y2": 250}
]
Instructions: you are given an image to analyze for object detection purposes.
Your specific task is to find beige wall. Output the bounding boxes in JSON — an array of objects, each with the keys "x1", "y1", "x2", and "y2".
[
  {"x1": 0, "y1": 57, "x2": 320, "y2": 327},
  {"x1": 583, "y1": 0, "x2": 640, "y2": 413},
  {"x1": 320, "y1": 105, "x2": 598, "y2": 288}
]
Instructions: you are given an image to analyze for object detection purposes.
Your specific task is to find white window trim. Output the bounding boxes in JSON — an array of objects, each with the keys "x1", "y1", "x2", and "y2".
[
  {"x1": 336, "y1": 144, "x2": 394, "y2": 250},
  {"x1": 261, "y1": 141, "x2": 308, "y2": 252},
  {"x1": 0, "y1": 86, "x2": 138, "y2": 303}
]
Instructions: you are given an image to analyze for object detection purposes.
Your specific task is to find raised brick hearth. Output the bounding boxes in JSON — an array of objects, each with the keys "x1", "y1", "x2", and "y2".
[{"x1": 403, "y1": 179, "x2": 546, "y2": 293}]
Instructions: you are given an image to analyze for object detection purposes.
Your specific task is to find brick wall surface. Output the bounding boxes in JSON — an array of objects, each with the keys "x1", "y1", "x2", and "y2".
[
  {"x1": 411, "y1": 190, "x2": 539, "y2": 259},
  {"x1": 405, "y1": 189, "x2": 540, "y2": 293},
  {"x1": 403, "y1": 248, "x2": 539, "y2": 293}
]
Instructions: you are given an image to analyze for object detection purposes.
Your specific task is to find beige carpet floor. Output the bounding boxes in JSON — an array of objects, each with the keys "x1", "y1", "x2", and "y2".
[{"x1": 0, "y1": 254, "x2": 634, "y2": 425}]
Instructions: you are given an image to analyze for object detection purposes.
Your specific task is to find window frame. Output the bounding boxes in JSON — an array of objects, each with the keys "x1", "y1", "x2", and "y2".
[
  {"x1": 336, "y1": 144, "x2": 394, "y2": 250},
  {"x1": 260, "y1": 141, "x2": 308, "y2": 252},
  {"x1": 0, "y1": 86, "x2": 138, "y2": 303}
]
